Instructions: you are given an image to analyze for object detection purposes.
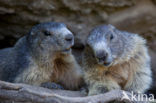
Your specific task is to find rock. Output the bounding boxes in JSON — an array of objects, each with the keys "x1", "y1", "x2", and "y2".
[
  {"x1": 149, "y1": 50, "x2": 156, "y2": 88},
  {"x1": 153, "y1": 0, "x2": 156, "y2": 4},
  {"x1": 0, "y1": 0, "x2": 136, "y2": 48}
]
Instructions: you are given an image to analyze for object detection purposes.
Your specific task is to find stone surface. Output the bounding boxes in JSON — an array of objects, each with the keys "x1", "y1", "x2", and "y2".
[
  {"x1": 0, "y1": 0, "x2": 137, "y2": 48},
  {"x1": 0, "y1": 0, "x2": 155, "y2": 93},
  {"x1": 0, "y1": 0, "x2": 155, "y2": 50}
]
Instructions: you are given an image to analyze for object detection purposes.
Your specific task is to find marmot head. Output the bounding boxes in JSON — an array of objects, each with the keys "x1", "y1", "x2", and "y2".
[
  {"x1": 27, "y1": 22, "x2": 74, "y2": 55},
  {"x1": 86, "y1": 24, "x2": 134, "y2": 67}
]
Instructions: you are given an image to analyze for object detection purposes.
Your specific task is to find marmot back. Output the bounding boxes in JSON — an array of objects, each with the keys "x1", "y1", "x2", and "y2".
[
  {"x1": 83, "y1": 24, "x2": 152, "y2": 95},
  {"x1": 0, "y1": 22, "x2": 83, "y2": 90}
]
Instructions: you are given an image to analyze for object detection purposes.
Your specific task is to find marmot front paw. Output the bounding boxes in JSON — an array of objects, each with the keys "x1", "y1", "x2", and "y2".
[
  {"x1": 41, "y1": 82, "x2": 64, "y2": 89},
  {"x1": 88, "y1": 86, "x2": 109, "y2": 96}
]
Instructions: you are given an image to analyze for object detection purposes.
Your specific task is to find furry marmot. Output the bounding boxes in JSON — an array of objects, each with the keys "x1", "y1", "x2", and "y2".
[
  {"x1": 83, "y1": 24, "x2": 152, "y2": 95},
  {"x1": 0, "y1": 22, "x2": 83, "y2": 90}
]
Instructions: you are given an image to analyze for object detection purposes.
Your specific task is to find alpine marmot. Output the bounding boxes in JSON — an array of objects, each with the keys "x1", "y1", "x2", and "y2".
[
  {"x1": 0, "y1": 22, "x2": 83, "y2": 90},
  {"x1": 83, "y1": 24, "x2": 152, "y2": 95}
]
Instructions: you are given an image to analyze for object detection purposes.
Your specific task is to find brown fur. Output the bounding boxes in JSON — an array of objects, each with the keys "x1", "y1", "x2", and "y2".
[
  {"x1": 15, "y1": 53, "x2": 83, "y2": 90},
  {"x1": 51, "y1": 54, "x2": 83, "y2": 90}
]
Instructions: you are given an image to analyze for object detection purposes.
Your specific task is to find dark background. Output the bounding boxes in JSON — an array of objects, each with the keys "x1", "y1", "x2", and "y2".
[{"x1": 0, "y1": 0, "x2": 155, "y2": 94}]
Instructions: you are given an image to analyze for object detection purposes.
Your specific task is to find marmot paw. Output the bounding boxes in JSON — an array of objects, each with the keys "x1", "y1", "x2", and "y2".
[{"x1": 41, "y1": 82, "x2": 64, "y2": 89}]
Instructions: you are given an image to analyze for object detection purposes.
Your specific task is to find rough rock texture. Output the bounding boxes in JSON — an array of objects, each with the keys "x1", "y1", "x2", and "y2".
[
  {"x1": 0, "y1": 0, "x2": 137, "y2": 48},
  {"x1": 0, "y1": 0, "x2": 156, "y2": 93}
]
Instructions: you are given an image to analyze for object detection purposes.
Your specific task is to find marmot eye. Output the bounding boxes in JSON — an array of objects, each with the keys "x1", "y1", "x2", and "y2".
[
  {"x1": 44, "y1": 31, "x2": 51, "y2": 36},
  {"x1": 110, "y1": 34, "x2": 114, "y2": 40}
]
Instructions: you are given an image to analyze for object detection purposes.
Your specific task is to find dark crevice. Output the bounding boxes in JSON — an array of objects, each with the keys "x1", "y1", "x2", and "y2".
[{"x1": 0, "y1": 36, "x2": 17, "y2": 49}]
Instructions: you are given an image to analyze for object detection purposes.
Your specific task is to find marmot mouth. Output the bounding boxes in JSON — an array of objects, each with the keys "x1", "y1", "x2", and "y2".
[
  {"x1": 62, "y1": 47, "x2": 72, "y2": 54},
  {"x1": 63, "y1": 48, "x2": 71, "y2": 52},
  {"x1": 103, "y1": 62, "x2": 112, "y2": 67},
  {"x1": 98, "y1": 60, "x2": 112, "y2": 67}
]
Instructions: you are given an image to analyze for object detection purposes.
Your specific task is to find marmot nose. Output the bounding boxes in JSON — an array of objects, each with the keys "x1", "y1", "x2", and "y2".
[
  {"x1": 96, "y1": 51, "x2": 108, "y2": 61},
  {"x1": 65, "y1": 34, "x2": 73, "y2": 42}
]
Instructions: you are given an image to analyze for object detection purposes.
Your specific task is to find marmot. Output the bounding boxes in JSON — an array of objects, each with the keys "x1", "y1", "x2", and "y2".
[
  {"x1": 0, "y1": 22, "x2": 83, "y2": 90},
  {"x1": 83, "y1": 24, "x2": 152, "y2": 95}
]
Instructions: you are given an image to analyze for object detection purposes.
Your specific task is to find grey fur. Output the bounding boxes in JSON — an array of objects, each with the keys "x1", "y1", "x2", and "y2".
[
  {"x1": 0, "y1": 22, "x2": 83, "y2": 90},
  {"x1": 83, "y1": 24, "x2": 152, "y2": 95}
]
